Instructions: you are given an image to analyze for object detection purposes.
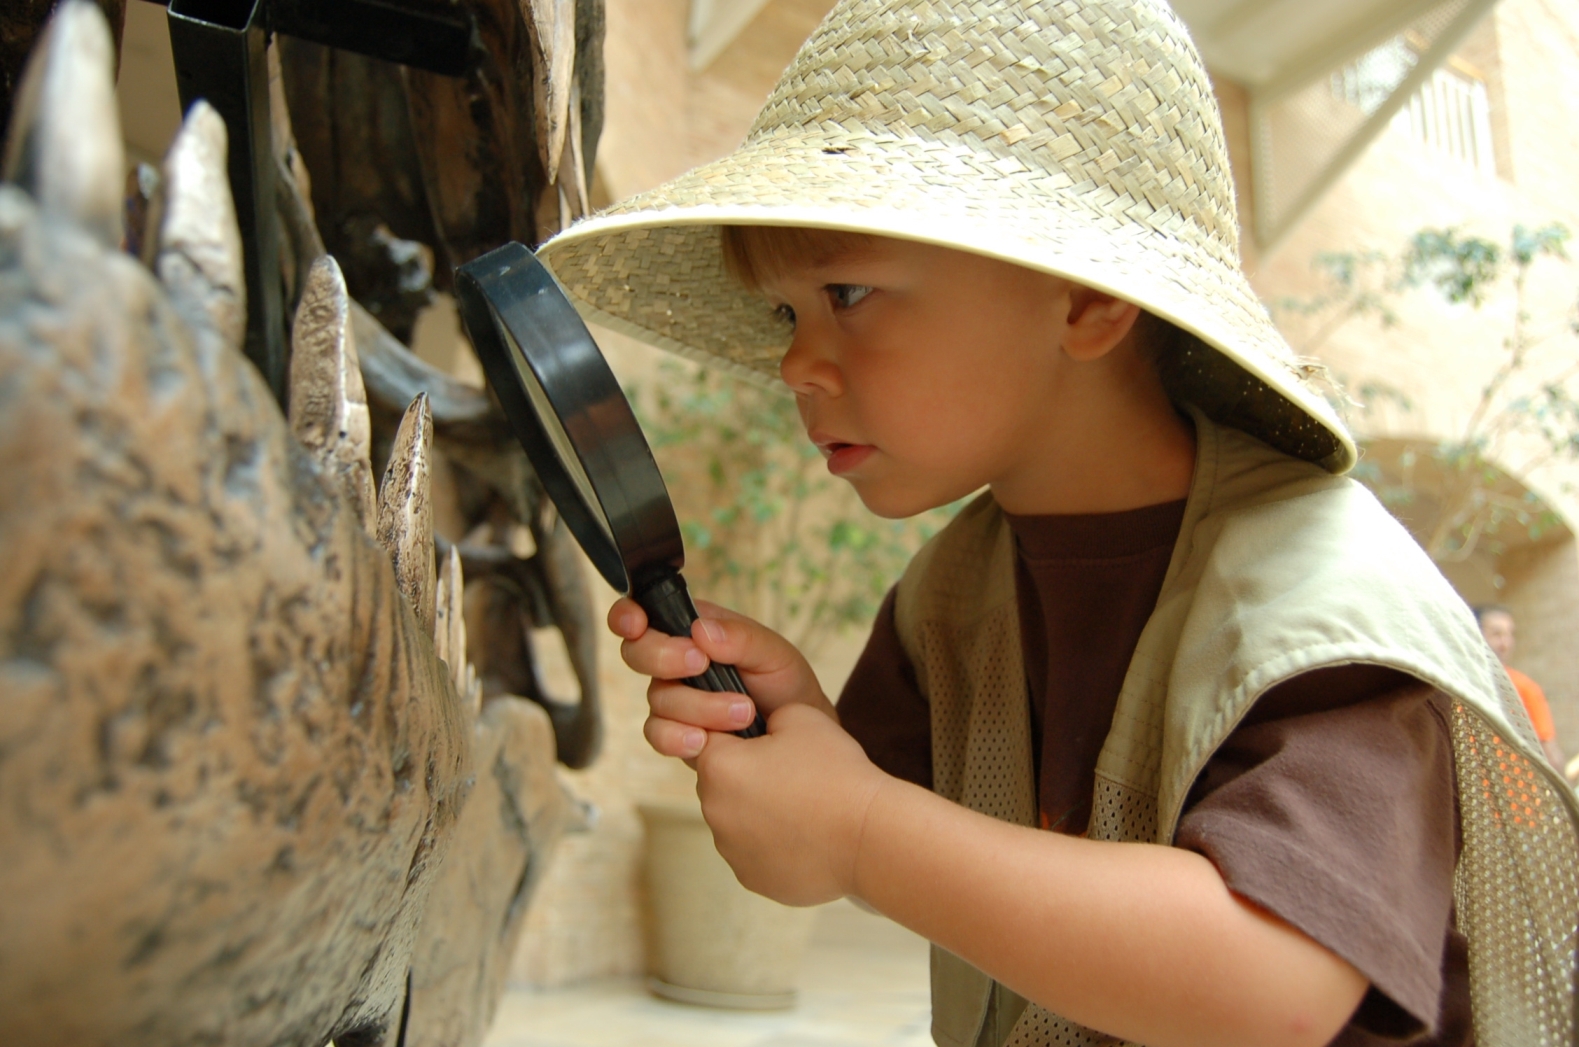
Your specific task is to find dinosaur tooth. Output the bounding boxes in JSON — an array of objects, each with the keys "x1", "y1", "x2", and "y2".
[
  {"x1": 156, "y1": 101, "x2": 245, "y2": 358},
  {"x1": 0, "y1": 1, "x2": 123, "y2": 246},
  {"x1": 526, "y1": 0, "x2": 576, "y2": 180},
  {"x1": 123, "y1": 163, "x2": 164, "y2": 267},
  {"x1": 433, "y1": 568, "x2": 451, "y2": 666},
  {"x1": 557, "y1": 78, "x2": 589, "y2": 220},
  {"x1": 435, "y1": 545, "x2": 473, "y2": 710},
  {"x1": 289, "y1": 256, "x2": 376, "y2": 532},
  {"x1": 377, "y1": 393, "x2": 436, "y2": 637}
]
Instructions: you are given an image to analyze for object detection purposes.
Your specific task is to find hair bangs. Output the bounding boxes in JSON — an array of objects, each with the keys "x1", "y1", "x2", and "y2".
[{"x1": 719, "y1": 226, "x2": 874, "y2": 291}]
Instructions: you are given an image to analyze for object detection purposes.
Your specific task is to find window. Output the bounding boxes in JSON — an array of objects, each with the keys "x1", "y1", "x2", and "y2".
[
  {"x1": 1398, "y1": 64, "x2": 1495, "y2": 174},
  {"x1": 1332, "y1": 37, "x2": 1417, "y2": 114},
  {"x1": 1333, "y1": 35, "x2": 1495, "y2": 174}
]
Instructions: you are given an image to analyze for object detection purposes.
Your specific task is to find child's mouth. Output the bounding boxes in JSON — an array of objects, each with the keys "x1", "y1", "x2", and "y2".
[{"x1": 822, "y1": 442, "x2": 874, "y2": 475}]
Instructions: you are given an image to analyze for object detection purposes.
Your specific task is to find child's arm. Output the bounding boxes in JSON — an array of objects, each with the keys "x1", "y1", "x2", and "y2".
[{"x1": 613, "y1": 603, "x2": 1368, "y2": 1047}]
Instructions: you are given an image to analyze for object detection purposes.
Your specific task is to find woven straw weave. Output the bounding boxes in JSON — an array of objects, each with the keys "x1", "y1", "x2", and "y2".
[{"x1": 539, "y1": 0, "x2": 1356, "y2": 472}]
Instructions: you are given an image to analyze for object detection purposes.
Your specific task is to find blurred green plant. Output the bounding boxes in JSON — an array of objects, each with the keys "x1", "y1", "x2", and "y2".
[
  {"x1": 630, "y1": 360, "x2": 960, "y2": 656},
  {"x1": 1274, "y1": 223, "x2": 1579, "y2": 562}
]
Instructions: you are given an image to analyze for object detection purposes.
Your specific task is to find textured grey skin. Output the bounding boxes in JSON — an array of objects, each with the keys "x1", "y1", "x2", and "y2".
[
  {"x1": 0, "y1": 176, "x2": 471, "y2": 1046},
  {"x1": 0, "y1": 8, "x2": 472, "y2": 1044},
  {"x1": 0, "y1": 7, "x2": 582, "y2": 1046},
  {"x1": 407, "y1": 696, "x2": 570, "y2": 1047}
]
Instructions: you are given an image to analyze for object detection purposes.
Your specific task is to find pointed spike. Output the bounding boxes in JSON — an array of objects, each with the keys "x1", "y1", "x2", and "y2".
[
  {"x1": 527, "y1": 0, "x2": 576, "y2": 178},
  {"x1": 555, "y1": 77, "x2": 589, "y2": 220},
  {"x1": 156, "y1": 101, "x2": 245, "y2": 357},
  {"x1": 377, "y1": 393, "x2": 435, "y2": 637},
  {"x1": 435, "y1": 545, "x2": 470, "y2": 707},
  {"x1": 450, "y1": 550, "x2": 471, "y2": 705},
  {"x1": 433, "y1": 572, "x2": 450, "y2": 667},
  {"x1": 0, "y1": 1, "x2": 124, "y2": 245},
  {"x1": 289, "y1": 256, "x2": 377, "y2": 532},
  {"x1": 122, "y1": 162, "x2": 164, "y2": 266}
]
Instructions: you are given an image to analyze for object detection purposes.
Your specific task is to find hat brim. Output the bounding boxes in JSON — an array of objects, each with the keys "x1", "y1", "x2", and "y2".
[{"x1": 541, "y1": 134, "x2": 1356, "y2": 473}]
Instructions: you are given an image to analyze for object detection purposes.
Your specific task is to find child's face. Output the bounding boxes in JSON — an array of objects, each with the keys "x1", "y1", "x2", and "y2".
[{"x1": 755, "y1": 234, "x2": 1081, "y2": 518}]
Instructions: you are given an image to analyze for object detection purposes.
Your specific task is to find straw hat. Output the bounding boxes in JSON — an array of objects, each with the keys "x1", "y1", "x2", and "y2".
[{"x1": 538, "y1": 0, "x2": 1356, "y2": 473}]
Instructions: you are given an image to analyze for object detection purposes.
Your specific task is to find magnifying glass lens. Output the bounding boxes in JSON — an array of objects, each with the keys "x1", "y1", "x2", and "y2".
[
  {"x1": 456, "y1": 242, "x2": 767, "y2": 740},
  {"x1": 499, "y1": 321, "x2": 617, "y2": 546}
]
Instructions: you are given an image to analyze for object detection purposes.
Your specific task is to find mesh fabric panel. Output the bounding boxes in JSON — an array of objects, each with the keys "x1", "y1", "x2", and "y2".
[
  {"x1": 1452, "y1": 700, "x2": 1579, "y2": 1046},
  {"x1": 1088, "y1": 774, "x2": 1159, "y2": 854},
  {"x1": 923, "y1": 608, "x2": 1036, "y2": 824},
  {"x1": 1004, "y1": 1008, "x2": 1122, "y2": 1047}
]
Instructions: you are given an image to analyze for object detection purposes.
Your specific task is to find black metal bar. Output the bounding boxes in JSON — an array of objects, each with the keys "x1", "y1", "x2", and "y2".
[
  {"x1": 138, "y1": 0, "x2": 473, "y2": 75},
  {"x1": 270, "y1": 0, "x2": 473, "y2": 76},
  {"x1": 154, "y1": 0, "x2": 475, "y2": 401},
  {"x1": 166, "y1": 0, "x2": 287, "y2": 404}
]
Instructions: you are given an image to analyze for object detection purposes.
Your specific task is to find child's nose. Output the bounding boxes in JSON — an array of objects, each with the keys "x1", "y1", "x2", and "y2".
[{"x1": 778, "y1": 327, "x2": 842, "y2": 396}]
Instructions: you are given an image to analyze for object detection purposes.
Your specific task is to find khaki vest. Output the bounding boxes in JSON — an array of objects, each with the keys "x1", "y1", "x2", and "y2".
[{"x1": 894, "y1": 411, "x2": 1579, "y2": 1047}]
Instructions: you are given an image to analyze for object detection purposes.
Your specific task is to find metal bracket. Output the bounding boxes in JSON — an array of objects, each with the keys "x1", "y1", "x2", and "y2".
[{"x1": 145, "y1": 0, "x2": 474, "y2": 403}]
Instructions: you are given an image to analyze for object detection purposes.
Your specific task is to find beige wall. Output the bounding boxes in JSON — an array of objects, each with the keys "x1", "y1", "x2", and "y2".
[
  {"x1": 594, "y1": 0, "x2": 835, "y2": 201},
  {"x1": 1500, "y1": 538, "x2": 1579, "y2": 744},
  {"x1": 116, "y1": 2, "x2": 181, "y2": 167},
  {"x1": 1232, "y1": 0, "x2": 1579, "y2": 749}
]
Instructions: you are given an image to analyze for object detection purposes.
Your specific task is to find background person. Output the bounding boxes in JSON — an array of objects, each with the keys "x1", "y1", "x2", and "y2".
[{"x1": 1476, "y1": 604, "x2": 1567, "y2": 773}]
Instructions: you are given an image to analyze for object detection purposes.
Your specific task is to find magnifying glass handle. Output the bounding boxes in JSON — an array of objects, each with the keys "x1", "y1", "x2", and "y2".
[{"x1": 633, "y1": 568, "x2": 768, "y2": 739}]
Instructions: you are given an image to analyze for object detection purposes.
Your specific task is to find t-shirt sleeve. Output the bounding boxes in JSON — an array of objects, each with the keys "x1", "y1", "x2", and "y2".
[
  {"x1": 1173, "y1": 665, "x2": 1460, "y2": 1041},
  {"x1": 1512, "y1": 669, "x2": 1557, "y2": 742},
  {"x1": 835, "y1": 586, "x2": 934, "y2": 789}
]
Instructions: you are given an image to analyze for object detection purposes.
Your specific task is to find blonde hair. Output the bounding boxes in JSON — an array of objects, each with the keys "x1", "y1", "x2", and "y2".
[
  {"x1": 719, "y1": 224, "x2": 1181, "y2": 365},
  {"x1": 719, "y1": 225, "x2": 874, "y2": 291}
]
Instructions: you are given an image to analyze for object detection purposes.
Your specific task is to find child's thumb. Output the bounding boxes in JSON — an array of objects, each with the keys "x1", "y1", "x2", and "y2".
[{"x1": 691, "y1": 615, "x2": 797, "y2": 676}]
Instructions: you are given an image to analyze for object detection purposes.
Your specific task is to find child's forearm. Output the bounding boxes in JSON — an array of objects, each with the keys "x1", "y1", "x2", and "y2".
[{"x1": 851, "y1": 777, "x2": 1367, "y2": 1047}]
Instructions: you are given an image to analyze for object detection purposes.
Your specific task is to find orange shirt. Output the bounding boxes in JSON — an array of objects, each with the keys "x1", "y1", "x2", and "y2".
[{"x1": 1505, "y1": 665, "x2": 1557, "y2": 742}]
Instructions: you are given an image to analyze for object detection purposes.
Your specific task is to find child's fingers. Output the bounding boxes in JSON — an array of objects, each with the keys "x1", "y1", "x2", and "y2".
[
  {"x1": 692, "y1": 599, "x2": 752, "y2": 622},
  {"x1": 648, "y1": 679, "x2": 757, "y2": 733},
  {"x1": 643, "y1": 711, "x2": 710, "y2": 759},
  {"x1": 619, "y1": 628, "x2": 712, "y2": 680},
  {"x1": 606, "y1": 597, "x2": 648, "y2": 639},
  {"x1": 689, "y1": 612, "x2": 801, "y2": 678}
]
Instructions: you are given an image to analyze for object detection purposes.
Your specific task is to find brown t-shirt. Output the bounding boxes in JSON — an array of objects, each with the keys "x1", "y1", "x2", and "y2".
[{"x1": 836, "y1": 500, "x2": 1470, "y2": 1046}]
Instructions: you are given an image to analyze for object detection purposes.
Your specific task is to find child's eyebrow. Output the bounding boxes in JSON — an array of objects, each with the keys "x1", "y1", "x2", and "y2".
[{"x1": 801, "y1": 241, "x2": 882, "y2": 273}]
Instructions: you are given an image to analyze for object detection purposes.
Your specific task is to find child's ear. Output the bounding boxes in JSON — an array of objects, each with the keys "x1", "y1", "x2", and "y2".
[{"x1": 1063, "y1": 286, "x2": 1142, "y2": 362}]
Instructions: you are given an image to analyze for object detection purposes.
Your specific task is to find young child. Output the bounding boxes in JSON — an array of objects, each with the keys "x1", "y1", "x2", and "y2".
[{"x1": 538, "y1": 2, "x2": 1579, "y2": 1045}]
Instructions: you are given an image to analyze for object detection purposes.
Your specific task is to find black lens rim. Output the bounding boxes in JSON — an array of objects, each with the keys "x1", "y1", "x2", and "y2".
[{"x1": 455, "y1": 242, "x2": 684, "y2": 594}]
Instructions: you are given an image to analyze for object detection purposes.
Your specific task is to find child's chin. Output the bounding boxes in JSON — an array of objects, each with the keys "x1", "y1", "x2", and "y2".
[{"x1": 850, "y1": 484, "x2": 947, "y2": 521}]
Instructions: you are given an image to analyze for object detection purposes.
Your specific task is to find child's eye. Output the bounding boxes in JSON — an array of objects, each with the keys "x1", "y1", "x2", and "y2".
[
  {"x1": 828, "y1": 284, "x2": 873, "y2": 309},
  {"x1": 773, "y1": 303, "x2": 797, "y2": 327}
]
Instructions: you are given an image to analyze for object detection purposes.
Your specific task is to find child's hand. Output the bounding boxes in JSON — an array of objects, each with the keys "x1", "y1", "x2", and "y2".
[
  {"x1": 607, "y1": 597, "x2": 836, "y2": 759},
  {"x1": 697, "y1": 702, "x2": 889, "y2": 907}
]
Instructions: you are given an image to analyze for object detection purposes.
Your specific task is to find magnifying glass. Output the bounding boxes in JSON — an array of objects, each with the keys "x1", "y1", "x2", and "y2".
[{"x1": 454, "y1": 241, "x2": 767, "y2": 739}]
